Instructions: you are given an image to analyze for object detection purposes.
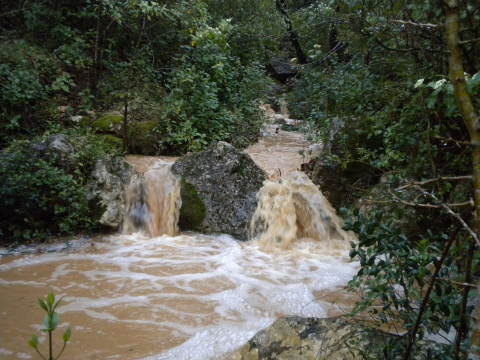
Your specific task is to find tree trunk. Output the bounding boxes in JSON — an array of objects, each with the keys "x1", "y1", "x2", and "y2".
[
  {"x1": 275, "y1": 0, "x2": 308, "y2": 64},
  {"x1": 444, "y1": 0, "x2": 480, "y2": 357}
]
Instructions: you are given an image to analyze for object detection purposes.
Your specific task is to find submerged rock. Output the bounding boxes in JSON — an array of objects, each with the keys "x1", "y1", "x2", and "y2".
[
  {"x1": 171, "y1": 141, "x2": 266, "y2": 239},
  {"x1": 87, "y1": 155, "x2": 134, "y2": 229}
]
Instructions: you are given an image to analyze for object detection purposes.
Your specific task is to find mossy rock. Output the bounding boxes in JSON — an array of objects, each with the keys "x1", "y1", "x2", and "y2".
[
  {"x1": 79, "y1": 116, "x2": 93, "y2": 127},
  {"x1": 178, "y1": 178, "x2": 206, "y2": 231},
  {"x1": 172, "y1": 141, "x2": 266, "y2": 239},
  {"x1": 92, "y1": 115, "x2": 123, "y2": 134},
  {"x1": 95, "y1": 135, "x2": 123, "y2": 150},
  {"x1": 129, "y1": 120, "x2": 166, "y2": 155}
]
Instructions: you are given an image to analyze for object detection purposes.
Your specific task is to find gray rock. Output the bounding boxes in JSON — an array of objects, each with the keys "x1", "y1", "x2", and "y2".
[
  {"x1": 237, "y1": 316, "x2": 387, "y2": 360},
  {"x1": 236, "y1": 316, "x2": 442, "y2": 360},
  {"x1": 31, "y1": 134, "x2": 77, "y2": 172},
  {"x1": 273, "y1": 114, "x2": 286, "y2": 124},
  {"x1": 171, "y1": 141, "x2": 266, "y2": 239},
  {"x1": 70, "y1": 115, "x2": 84, "y2": 123},
  {"x1": 87, "y1": 155, "x2": 134, "y2": 229},
  {"x1": 267, "y1": 58, "x2": 297, "y2": 84}
]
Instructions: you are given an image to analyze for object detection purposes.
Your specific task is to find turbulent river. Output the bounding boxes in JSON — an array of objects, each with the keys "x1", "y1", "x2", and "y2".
[{"x1": 0, "y1": 125, "x2": 358, "y2": 360}]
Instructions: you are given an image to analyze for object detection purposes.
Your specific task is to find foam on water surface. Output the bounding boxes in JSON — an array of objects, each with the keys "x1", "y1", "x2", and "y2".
[{"x1": 0, "y1": 233, "x2": 357, "y2": 360}]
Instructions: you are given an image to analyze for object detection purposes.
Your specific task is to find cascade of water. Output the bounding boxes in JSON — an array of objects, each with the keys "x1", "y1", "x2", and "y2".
[
  {"x1": 251, "y1": 171, "x2": 355, "y2": 250},
  {"x1": 123, "y1": 158, "x2": 181, "y2": 237}
]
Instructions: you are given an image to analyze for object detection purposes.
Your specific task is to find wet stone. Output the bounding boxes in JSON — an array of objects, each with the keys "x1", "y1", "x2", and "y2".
[{"x1": 172, "y1": 141, "x2": 266, "y2": 240}]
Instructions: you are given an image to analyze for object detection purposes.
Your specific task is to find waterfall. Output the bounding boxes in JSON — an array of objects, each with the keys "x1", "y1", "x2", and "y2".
[
  {"x1": 251, "y1": 171, "x2": 355, "y2": 250},
  {"x1": 122, "y1": 142, "x2": 352, "y2": 251},
  {"x1": 123, "y1": 158, "x2": 181, "y2": 237}
]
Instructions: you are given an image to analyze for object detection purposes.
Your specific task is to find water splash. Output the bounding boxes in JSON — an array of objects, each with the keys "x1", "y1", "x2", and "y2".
[
  {"x1": 251, "y1": 171, "x2": 355, "y2": 250},
  {"x1": 123, "y1": 159, "x2": 181, "y2": 237}
]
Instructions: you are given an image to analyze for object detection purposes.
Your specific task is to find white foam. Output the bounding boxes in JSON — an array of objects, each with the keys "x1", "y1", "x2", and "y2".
[{"x1": 0, "y1": 233, "x2": 358, "y2": 360}]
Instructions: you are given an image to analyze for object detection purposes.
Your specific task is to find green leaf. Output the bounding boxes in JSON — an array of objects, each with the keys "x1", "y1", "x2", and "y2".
[
  {"x1": 51, "y1": 312, "x2": 60, "y2": 330},
  {"x1": 38, "y1": 298, "x2": 48, "y2": 312},
  {"x1": 379, "y1": 311, "x2": 387, "y2": 323},
  {"x1": 52, "y1": 296, "x2": 64, "y2": 313},
  {"x1": 29, "y1": 334, "x2": 38, "y2": 348},
  {"x1": 63, "y1": 326, "x2": 72, "y2": 342},
  {"x1": 380, "y1": 224, "x2": 394, "y2": 234},
  {"x1": 47, "y1": 291, "x2": 55, "y2": 307},
  {"x1": 44, "y1": 314, "x2": 50, "y2": 330}
]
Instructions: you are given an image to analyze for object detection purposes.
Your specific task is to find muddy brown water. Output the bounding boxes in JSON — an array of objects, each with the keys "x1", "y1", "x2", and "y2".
[{"x1": 0, "y1": 125, "x2": 358, "y2": 360}]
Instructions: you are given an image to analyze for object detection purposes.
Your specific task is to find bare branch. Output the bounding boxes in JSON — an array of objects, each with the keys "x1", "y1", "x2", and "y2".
[
  {"x1": 390, "y1": 19, "x2": 443, "y2": 29},
  {"x1": 395, "y1": 176, "x2": 472, "y2": 191},
  {"x1": 459, "y1": 38, "x2": 480, "y2": 45},
  {"x1": 412, "y1": 185, "x2": 479, "y2": 246},
  {"x1": 434, "y1": 136, "x2": 473, "y2": 147},
  {"x1": 436, "y1": 278, "x2": 477, "y2": 288},
  {"x1": 365, "y1": 197, "x2": 473, "y2": 209},
  {"x1": 374, "y1": 37, "x2": 418, "y2": 52}
]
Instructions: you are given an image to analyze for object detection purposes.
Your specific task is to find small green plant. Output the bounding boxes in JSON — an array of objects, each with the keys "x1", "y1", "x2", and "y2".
[{"x1": 29, "y1": 291, "x2": 71, "y2": 360}]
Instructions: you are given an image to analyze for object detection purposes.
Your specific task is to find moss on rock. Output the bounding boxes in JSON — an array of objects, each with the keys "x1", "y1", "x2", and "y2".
[
  {"x1": 92, "y1": 115, "x2": 123, "y2": 134},
  {"x1": 96, "y1": 134, "x2": 123, "y2": 149},
  {"x1": 178, "y1": 178, "x2": 206, "y2": 231},
  {"x1": 129, "y1": 120, "x2": 165, "y2": 155},
  {"x1": 79, "y1": 116, "x2": 93, "y2": 127}
]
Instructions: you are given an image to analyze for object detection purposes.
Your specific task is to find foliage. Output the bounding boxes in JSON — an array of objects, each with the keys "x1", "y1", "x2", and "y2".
[
  {"x1": 344, "y1": 208, "x2": 476, "y2": 358},
  {"x1": 0, "y1": 40, "x2": 77, "y2": 147},
  {"x1": 162, "y1": 15, "x2": 273, "y2": 153},
  {"x1": 29, "y1": 291, "x2": 71, "y2": 360},
  {"x1": 0, "y1": 130, "x2": 121, "y2": 241}
]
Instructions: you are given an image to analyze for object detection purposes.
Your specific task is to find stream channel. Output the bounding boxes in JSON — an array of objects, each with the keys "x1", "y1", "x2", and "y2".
[{"x1": 0, "y1": 124, "x2": 359, "y2": 360}]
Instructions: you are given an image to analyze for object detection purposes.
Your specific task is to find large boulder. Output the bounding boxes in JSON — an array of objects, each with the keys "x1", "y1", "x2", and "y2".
[
  {"x1": 267, "y1": 58, "x2": 297, "y2": 84},
  {"x1": 307, "y1": 117, "x2": 382, "y2": 210},
  {"x1": 237, "y1": 316, "x2": 388, "y2": 360},
  {"x1": 87, "y1": 155, "x2": 134, "y2": 230},
  {"x1": 236, "y1": 316, "x2": 441, "y2": 360},
  {"x1": 310, "y1": 160, "x2": 379, "y2": 210},
  {"x1": 171, "y1": 141, "x2": 266, "y2": 239}
]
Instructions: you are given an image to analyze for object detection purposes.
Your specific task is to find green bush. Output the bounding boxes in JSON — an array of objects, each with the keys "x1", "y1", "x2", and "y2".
[
  {"x1": 0, "y1": 140, "x2": 92, "y2": 240},
  {"x1": 344, "y1": 209, "x2": 476, "y2": 359},
  {"x1": 0, "y1": 129, "x2": 122, "y2": 242},
  {"x1": 162, "y1": 17, "x2": 272, "y2": 153}
]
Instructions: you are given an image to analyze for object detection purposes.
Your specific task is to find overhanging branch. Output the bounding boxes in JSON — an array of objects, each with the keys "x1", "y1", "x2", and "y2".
[
  {"x1": 395, "y1": 176, "x2": 473, "y2": 191},
  {"x1": 390, "y1": 19, "x2": 443, "y2": 29},
  {"x1": 459, "y1": 38, "x2": 480, "y2": 45}
]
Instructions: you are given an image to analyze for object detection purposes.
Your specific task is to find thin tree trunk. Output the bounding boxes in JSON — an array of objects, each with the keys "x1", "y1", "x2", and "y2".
[
  {"x1": 123, "y1": 13, "x2": 147, "y2": 152},
  {"x1": 92, "y1": 2, "x2": 102, "y2": 98},
  {"x1": 444, "y1": 0, "x2": 480, "y2": 357},
  {"x1": 275, "y1": 0, "x2": 308, "y2": 64}
]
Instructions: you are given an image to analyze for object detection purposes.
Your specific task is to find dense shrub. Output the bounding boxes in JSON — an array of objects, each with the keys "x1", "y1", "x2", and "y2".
[
  {"x1": 162, "y1": 19, "x2": 273, "y2": 153},
  {"x1": 0, "y1": 130, "x2": 121, "y2": 242}
]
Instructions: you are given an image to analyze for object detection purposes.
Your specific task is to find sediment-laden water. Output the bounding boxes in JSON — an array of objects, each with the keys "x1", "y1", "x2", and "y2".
[{"x1": 0, "y1": 124, "x2": 357, "y2": 360}]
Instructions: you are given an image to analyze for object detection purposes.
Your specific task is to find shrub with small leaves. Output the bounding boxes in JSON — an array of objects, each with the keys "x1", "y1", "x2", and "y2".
[{"x1": 343, "y1": 208, "x2": 476, "y2": 359}]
